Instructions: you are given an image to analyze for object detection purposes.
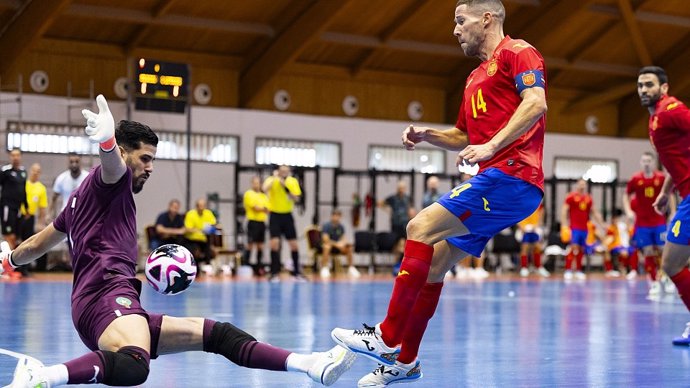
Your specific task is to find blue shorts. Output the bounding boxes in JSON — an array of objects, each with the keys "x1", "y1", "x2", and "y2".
[
  {"x1": 570, "y1": 229, "x2": 588, "y2": 247},
  {"x1": 522, "y1": 232, "x2": 540, "y2": 244},
  {"x1": 634, "y1": 225, "x2": 666, "y2": 248},
  {"x1": 438, "y1": 168, "x2": 542, "y2": 257},
  {"x1": 610, "y1": 246, "x2": 631, "y2": 256},
  {"x1": 667, "y1": 196, "x2": 690, "y2": 245}
]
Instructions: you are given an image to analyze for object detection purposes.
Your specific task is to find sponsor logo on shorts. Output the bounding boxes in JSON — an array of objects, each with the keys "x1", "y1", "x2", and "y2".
[
  {"x1": 115, "y1": 297, "x2": 132, "y2": 309},
  {"x1": 397, "y1": 270, "x2": 410, "y2": 277},
  {"x1": 482, "y1": 197, "x2": 490, "y2": 212}
]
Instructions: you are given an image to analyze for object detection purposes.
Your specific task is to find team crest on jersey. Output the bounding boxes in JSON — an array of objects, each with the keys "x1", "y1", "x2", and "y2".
[
  {"x1": 522, "y1": 72, "x2": 536, "y2": 86},
  {"x1": 654, "y1": 179, "x2": 660, "y2": 186},
  {"x1": 115, "y1": 297, "x2": 132, "y2": 309},
  {"x1": 487, "y1": 60, "x2": 498, "y2": 76},
  {"x1": 637, "y1": 180, "x2": 643, "y2": 185}
]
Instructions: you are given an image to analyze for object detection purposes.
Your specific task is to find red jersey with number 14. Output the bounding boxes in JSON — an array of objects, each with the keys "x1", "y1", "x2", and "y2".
[
  {"x1": 649, "y1": 95, "x2": 690, "y2": 198},
  {"x1": 566, "y1": 192, "x2": 592, "y2": 231},
  {"x1": 626, "y1": 171, "x2": 666, "y2": 227},
  {"x1": 455, "y1": 35, "x2": 546, "y2": 190}
]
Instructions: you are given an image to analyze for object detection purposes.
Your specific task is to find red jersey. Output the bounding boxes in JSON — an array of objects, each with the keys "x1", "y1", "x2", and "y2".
[
  {"x1": 566, "y1": 192, "x2": 592, "y2": 231},
  {"x1": 626, "y1": 171, "x2": 666, "y2": 227},
  {"x1": 455, "y1": 36, "x2": 546, "y2": 190},
  {"x1": 649, "y1": 95, "x2": 690, "y2": 198}
]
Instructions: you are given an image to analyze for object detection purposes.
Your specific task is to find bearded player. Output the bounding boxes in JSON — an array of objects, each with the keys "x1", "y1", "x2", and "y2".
[
  {"x1": 637, "y1": 66, "x2": 690, "y2": 345},
  {"x1": 330, "y1": 0, "x2": 547, "y2": 385},
  {"x1": 0, "y1": 95, "x2": 354, "y2": 387}
]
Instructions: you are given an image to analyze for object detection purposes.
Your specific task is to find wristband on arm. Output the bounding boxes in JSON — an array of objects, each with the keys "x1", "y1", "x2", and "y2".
[{"x1": 100, "y1": 136, "x2": 116, "y2": 152}]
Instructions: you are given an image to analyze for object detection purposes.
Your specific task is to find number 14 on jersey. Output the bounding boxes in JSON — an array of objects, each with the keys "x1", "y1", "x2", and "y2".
[{"x1": 471, "y1": 88, "x2": 487, "y2": 118}]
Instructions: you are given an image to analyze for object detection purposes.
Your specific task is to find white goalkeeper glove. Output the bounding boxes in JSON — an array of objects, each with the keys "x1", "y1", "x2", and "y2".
[
  {"x1": 82, "y1": 94, "x2": 116, "y2": 151},
  {"x1": 0, "y1": 241, "x2": 15, "y2": 276}
]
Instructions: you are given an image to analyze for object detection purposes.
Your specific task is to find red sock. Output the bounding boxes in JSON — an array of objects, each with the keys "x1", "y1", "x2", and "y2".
[
  {"x1": 520, "y1": 254, "x2": 528, "y2": 268},
  {"x1": 619, "y1": 255, "x2": 628, "y2": 269},
  {"x1": 575, "y1": 251, "x2": 584, "y2": 271},
  {"x1": 565, "y1": 252, "x2": 573, "y2": 270},
  {"x1": 604, "y1": 260, "x2": 613, "y2": 272},
  {"x1": 398, "y1": 282, "x2": 443, "y2": 364},
  {"x1": 380, "y1": 240, "x2": 434, "y2": 347},
  {"x1": 629, "y1": 251, "x2": 638, "y2": 272},
  {"x1": 671, "y1": 268, "x2": 690, "y2": 312},
  {"x1": 645, "y1": 256, "x2": 657, "y2": 281},
  {"x1": 534, "y1": 251, "x2": 542, "y2": 268}
]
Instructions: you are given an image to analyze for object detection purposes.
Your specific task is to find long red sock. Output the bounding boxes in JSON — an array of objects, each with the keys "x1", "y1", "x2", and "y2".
[
  {"x1": 565, "y1": 252, "x2": 573, "y2": 270},
  {"x1": 575, "y1": 251, "x2": 584, "y2": 271},
  {"x1": 619, "y1": 255, "x2": 628, "y2": 270},
  {"x1": 534, "y1": 251, "x2": 542, "y2": 268},
  {"x1": 629, "y1": 251, "x2": 638, "y2": 272},
  {"x1": 520, "y1": 254, "x2": 528, "y2": 268},
  {"x1": 398, "y1": 282, "x2": 443, "y2": 364},
  {"x1": 671, "y1": 268, "x2": 690, "y2": 312},
  {"x1": 380, "y1": 240, "x2": 434, "y2": 347},
  {"x1": 604, "y1": 260, "x2": 613, "y2": 272},
  {"x1": 645, "y1": 256, "x2": 658, "y2": 280}
]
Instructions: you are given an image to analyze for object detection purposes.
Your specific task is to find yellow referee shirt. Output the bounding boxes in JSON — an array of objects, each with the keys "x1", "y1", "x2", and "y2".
[
  {"x1": 243, "y1": 189, "x2": 269, "y2": 222},
  {"x1": 264, "y1": 176, "x2": 302, "y2": 214},
  {"x1": 24, "y1": 180, "x2": 48, "y2": 216},
  {"x1": 184, "y1": 209, "x2": 217, "y2": 242}
]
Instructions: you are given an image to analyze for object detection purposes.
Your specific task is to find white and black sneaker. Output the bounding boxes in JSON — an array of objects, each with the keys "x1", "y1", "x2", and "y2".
[
  {"x1": 331, "y1": 323, "x2": 400, "y2": 365},
  {"x1": 307, "y1": 345, "x2": 357, "y2": 386},
  {"x1": 357, "y1": 360, "x2": 422, "y2": 387}
]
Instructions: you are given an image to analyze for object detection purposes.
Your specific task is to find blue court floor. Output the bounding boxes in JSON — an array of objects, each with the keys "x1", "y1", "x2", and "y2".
[{"x1": 2, "y1": 274, "x2": 690, "y2": 387}]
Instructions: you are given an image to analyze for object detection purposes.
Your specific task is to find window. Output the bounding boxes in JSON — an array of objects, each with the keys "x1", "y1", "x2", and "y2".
[
  {"x1": 5, "y1": 121, "x2": 238, "y2": 163},
  {"x1": 369, "y1": 145, "x2": 445, "y2": 173},
  {"x1": 255, "y1": 138, "x2": 340, "y2": 168},
  {"x1": 553, "y1": 157, "x2": 618, "y2": 183}
]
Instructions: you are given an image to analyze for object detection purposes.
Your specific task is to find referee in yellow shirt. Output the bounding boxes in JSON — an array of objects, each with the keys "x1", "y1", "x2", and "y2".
[
  {"x1": 21, "y1": 163, "x2": 48, "y2": 273},
  {"x1": 263, "y1": 165, "x2": 304, "y2": 281},
  {"x1": 243, "y1": 176, "x2": 269, "y2": 276}
]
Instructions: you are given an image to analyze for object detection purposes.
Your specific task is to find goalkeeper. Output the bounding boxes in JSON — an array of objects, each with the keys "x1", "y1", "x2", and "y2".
[{"x1": 1, "y1": 95, "x2": 354, "y2": 387}]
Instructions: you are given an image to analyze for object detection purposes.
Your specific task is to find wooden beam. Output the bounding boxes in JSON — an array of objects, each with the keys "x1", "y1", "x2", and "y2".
[
  {"x1": 516, "y1": 0, "x2": 595, "y2": 43},
  {"x1": 34, "y1": 38, "x2": 243, "y2": 69},
  {"x1": 562, "y1": 83, "x2": 634, "y2": 114},
  {"x1": 352, "y1": 0, "x2": 427, "y2": 76},
  {"x1": 0, "y1": 0, "x2": 72, "y2": 77},
  {"x1": 239, "y1": 1, "x2": 352, "y2": 107},
  {"x1": 589, "y1": 4, "x2": 690, "y2": 28},
  {"x1": 282, "y1": 62, "x2": 449, "y2": 89},
  {"x1": 616, "y1": 0, "x2": 652, "y2": 65},
  {"x1": 125, "y1": 0, "x2": 178, "y2": 54},
  {"x1": 66, "y1": 4, "x2": 274, "y2": 36}
]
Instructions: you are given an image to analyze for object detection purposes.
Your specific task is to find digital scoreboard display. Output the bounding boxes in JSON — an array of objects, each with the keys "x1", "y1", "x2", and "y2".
[{"x1": 135, "y1": 58, "x2": 189, "y2": 113}]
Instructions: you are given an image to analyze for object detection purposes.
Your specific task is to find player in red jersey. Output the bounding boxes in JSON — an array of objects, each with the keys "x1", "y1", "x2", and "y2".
[
  {"x1": 330, "y1": 1, "x2": 547, "y2": 385},
  {"x1": 623, "y1": 152, "x2": 673, "y2": 295},
  {"x1": 637, "y1": 66, "x2": 690, "y2": 345},
  {"x1": 560, "y1": 179, "x2": 605, "y2": 280}
]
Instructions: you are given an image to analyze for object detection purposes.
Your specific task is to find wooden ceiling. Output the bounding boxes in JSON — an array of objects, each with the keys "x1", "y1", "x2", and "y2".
[{"x1": 1, "y1": 0, "x2": 689, "y2": 136}]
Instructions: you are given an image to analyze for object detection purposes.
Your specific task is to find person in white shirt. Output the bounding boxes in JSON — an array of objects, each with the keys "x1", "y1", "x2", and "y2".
[{"x1": 50, "y1": 153, "x2": 89, "y2": 216}]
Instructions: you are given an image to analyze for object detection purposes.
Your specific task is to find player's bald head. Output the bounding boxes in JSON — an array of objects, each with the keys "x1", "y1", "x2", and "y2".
[{"x1": 456, "y1": 0, "x2": 505, "y2": 23}]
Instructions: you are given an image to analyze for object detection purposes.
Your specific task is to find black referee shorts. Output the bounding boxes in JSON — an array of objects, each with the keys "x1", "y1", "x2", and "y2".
[
  {"x1": 269, "y1": 212, "x2": 297, "y2": 240},
  {"x1": 247, "y1": 220, "x2": 266, "y2": 244},
  {"x1": 1, "y1": 206, "x2": 21, "y2": 236}
]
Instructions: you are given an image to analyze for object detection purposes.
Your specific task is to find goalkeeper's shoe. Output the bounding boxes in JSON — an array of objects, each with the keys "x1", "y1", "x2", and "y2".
[
  {"x1": 331, "y1": 323, "x2": 400, "y2": 365},
  {"x1": 5, "y1": 355, "x2": 49, "y2": 388},
  {"x1": 307, "y1": 345, "x2": 357, "y2": 386}
]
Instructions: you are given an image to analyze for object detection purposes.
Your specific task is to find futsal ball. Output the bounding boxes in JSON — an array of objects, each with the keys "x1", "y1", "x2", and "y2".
[{"x1": 145, "y1": 244, "x2": 197, "y2": 295}]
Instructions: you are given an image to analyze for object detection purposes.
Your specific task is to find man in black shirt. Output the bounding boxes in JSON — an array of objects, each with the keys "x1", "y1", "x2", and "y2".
[
  {"x1": 154, "y1": 199, "x2": 186, "y2": 248},
  {"x1": 0, "y1": 148, "x2": 28, "y2": 279}
]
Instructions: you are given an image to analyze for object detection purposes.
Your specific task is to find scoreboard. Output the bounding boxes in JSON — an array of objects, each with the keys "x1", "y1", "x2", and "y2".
[{"x1": 135, "y1": 58, "x2": 189, "y2": 113}]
